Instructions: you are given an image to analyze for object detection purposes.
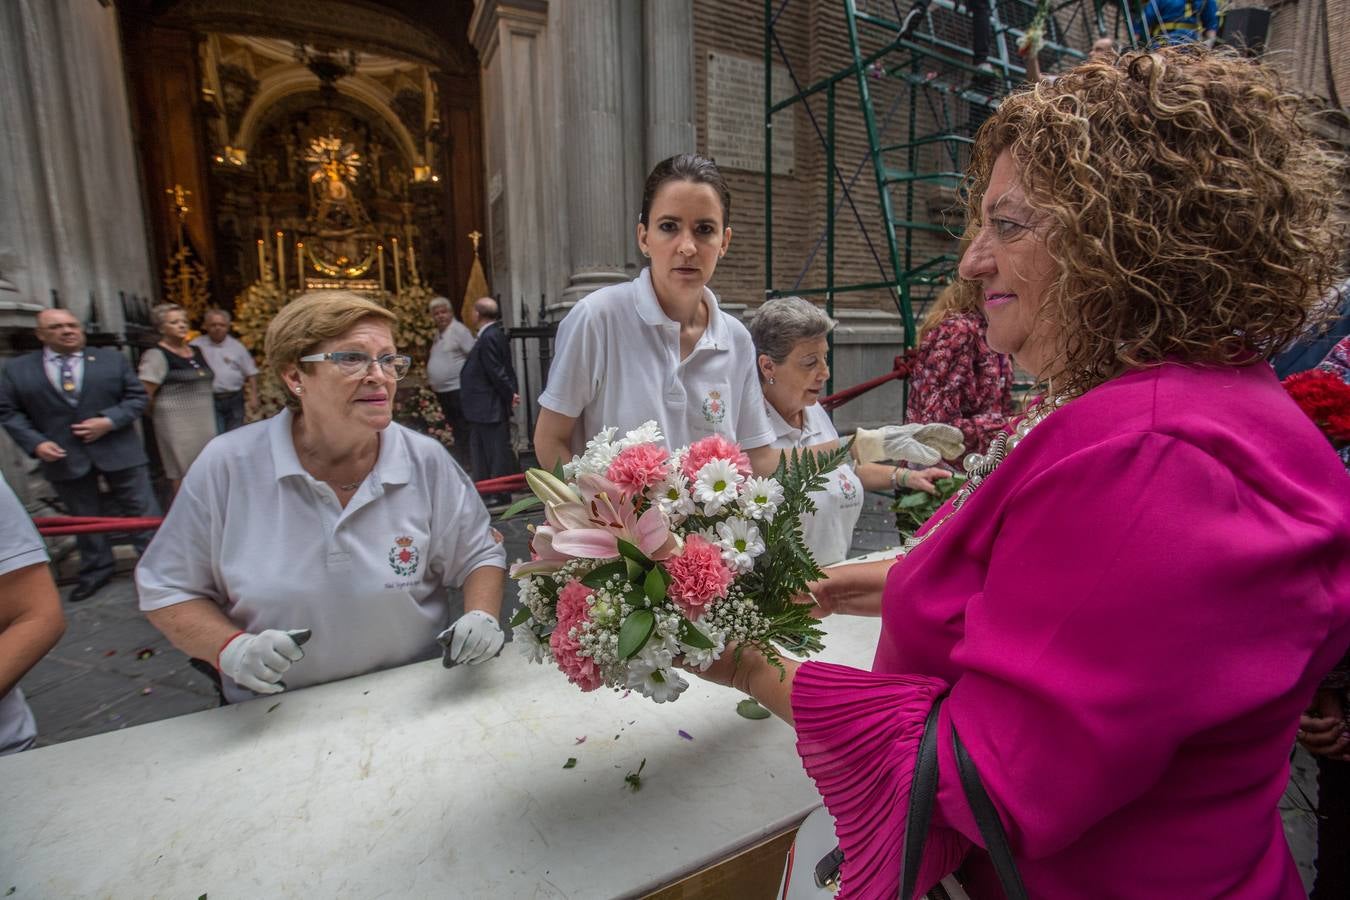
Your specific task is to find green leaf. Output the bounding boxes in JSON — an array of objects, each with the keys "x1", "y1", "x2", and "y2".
[
  {"x1": 508, "y1": 606, "x2": 533, "y2": 628},
  {"x1": 897, "y1": 491, "x2": 929, "y2": 508},
  {"x1": 736, "y1": 698, "x2": 772, "y2": 720},
  {"x1": 563, "y1": 757, "x2": 577, "y2": 769},
  {"x1": 624, "y1": 757, "x2": 647, "y2": 791},
  {"x1": 550, "y1": 459, "x2": 566, "y2": 480},
  {"x1": 617, "y1": 609, "x2": 655, "y2": 659},
  {"x1": 677, "y1": 618, "x2": 715, "y2": 650},
  {"x1": 499, "y1": 494, "x2": 542, "y2": 520},
  {"x1": 581, "y1": 560, "x2": 628, "y2": 589},
  {"x1": 643, "y1": 566, "x2": 667, "y2": 604},
  {"x1": 616, "y1": 538, "x2": 653, "y2": 568}
]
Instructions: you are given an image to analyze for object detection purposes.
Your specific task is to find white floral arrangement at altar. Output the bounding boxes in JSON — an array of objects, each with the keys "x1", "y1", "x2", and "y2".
[{"x1": 505, "y1": 422, "x2": 847, "y2": 703}]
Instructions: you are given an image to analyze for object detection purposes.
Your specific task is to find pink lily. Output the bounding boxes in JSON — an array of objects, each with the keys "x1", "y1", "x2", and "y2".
[
  {"x1": 509, "y1": 523, "x2": 570, "y2": 578},
  {"x1": 550, "y1": 473, "x2": 679, "y2": 561}
]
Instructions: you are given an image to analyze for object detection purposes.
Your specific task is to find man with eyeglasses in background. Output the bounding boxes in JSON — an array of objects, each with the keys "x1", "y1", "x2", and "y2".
[{"x1": 0, "y1": 307, "x2": 160, "y2": 602}]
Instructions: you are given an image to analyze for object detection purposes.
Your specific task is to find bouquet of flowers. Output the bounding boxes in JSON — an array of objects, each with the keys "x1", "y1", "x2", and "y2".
[
  {"x1": 1283, "y1": 367, "x2": 1350, "y2": 470},
  {"x1": 506, "y1": 422, "x2": 848, "y2": 703}
]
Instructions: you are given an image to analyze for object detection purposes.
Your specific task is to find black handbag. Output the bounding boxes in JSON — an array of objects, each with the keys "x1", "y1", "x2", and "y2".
[{"x1": 810, "y1": 696, "x2": 1029, "y2": 899}]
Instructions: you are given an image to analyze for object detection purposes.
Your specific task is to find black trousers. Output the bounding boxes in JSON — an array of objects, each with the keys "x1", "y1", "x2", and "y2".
[
  {"x1": 434, "y1": 389, "x2": 473, "y2": 471},
  {"x1": 969, "y1": 0, "x2": 990, "y2": 63},
  {"x1": 468, "y1": 419, "x2": 518, "y2": 489},
  {"x1": 51, "y1": 464, "x2": 160, "y2": 585},
  {"x1": 1312, "y1": 756, "x2": 1350, "y2": 899},
  {"x1": 212, "y1": 391, "x2": 245, "y2": 433}
]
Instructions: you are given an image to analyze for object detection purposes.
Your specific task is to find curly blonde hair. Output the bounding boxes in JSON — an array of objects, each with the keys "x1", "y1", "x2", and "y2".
[{"x1": 964, "y1": 47, "x2": 1345, "y2": 398}]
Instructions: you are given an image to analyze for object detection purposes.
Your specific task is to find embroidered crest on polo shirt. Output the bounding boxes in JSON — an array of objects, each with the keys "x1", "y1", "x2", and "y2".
[
  {"x1": 701, "y1": 390, "x2": 726, "y2": 425},
  {"x1": 838, "y1": 471, "x2": 858, "y2": 501},
  {"x1": 388, "y1": 535, "x2": 420, "y2": 576}
]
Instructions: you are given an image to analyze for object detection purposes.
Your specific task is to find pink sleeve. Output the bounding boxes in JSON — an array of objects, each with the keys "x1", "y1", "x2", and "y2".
[
  {"x1": 792, "y1": 662, "x2": 972, "y2": 899},
  {"x1": 932, "y1": 431, "x2": 1330, "y2": 859}
]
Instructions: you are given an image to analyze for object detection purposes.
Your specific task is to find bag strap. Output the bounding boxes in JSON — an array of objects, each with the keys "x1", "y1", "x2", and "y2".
[
  {"x1": 898, "y1": 697, "x2": 944, "y2": 899},
  {"x1": 951, "y1": 721, "x2": 1029, "y2": 900}
]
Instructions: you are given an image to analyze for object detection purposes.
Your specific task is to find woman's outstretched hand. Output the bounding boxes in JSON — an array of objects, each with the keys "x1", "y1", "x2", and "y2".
[{"x1": 902, "y1": 466, "x2": 955, "y2": 496}]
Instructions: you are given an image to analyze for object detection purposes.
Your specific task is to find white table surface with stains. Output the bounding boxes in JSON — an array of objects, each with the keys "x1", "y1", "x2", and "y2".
[{"x1": 0, "y1": 588, "x2": 892, "y2": 899}]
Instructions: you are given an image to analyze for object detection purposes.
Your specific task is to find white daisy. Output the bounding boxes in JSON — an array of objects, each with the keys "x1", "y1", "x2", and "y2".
[
  {"x1": 739, "y1": 476, "x2": 785, "y2": 520},
  {"x1": 513, "y1": 623, "x2": 551, "y2": 664},
  {"x1": 678, "y1": 624, "x2": 727, "y2": 671},
  {"x1": 714, "y1": 517, "x2": 766, "y2": 575},
  {"x1": 654, "y1": 474, "x2": 696, "y2": 521},
  {"x1": 693, "y1": 458, "x2": 744, "y2": 516},
  {"x1": 625, "y1": 647, "x2": 689, "y2": 703}
]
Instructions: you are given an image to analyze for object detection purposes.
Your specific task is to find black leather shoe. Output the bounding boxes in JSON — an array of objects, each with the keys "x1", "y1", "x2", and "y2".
[{"x1": 69, "y1": 575, "x2": 112, "y2": 603}]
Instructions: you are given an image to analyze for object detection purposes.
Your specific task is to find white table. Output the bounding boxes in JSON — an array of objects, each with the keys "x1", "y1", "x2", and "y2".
[{"x1": 0, "y1": 610, "x2": 887, "y2": 898}]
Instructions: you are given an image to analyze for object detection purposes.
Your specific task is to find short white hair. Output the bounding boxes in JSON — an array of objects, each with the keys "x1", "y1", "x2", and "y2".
[{"x1": 428, "y1": 296, "x2": 452, "y2": 312}]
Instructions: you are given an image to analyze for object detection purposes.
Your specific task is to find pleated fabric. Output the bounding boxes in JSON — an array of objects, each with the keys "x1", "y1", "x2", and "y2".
[{"x1": 792, "y1": 661, "x2": 972, "y2": 899}]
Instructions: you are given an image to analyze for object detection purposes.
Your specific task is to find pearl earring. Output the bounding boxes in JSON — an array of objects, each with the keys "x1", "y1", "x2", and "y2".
[
  {"x1": 294, "y1": 386, "x2": 302, "y2": 395},
  {"x1": 767, "y1": 377, "x2": 775, "y2": 385}
]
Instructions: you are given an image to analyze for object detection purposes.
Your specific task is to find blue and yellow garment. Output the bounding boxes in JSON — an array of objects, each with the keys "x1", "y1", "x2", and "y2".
[{"x1": 1137, "y1": 0, "x2": 1218, "y2": 45}]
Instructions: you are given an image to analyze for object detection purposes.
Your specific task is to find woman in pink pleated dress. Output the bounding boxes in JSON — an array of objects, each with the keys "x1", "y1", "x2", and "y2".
[{"x1": 693, "y1": 48, "x2": 1350, "y2": 898}]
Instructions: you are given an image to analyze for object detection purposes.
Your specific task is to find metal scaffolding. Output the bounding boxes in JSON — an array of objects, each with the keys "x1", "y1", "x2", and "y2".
[{"x1": 764, "y1": 0, "x2": 1137, "y2": 384}]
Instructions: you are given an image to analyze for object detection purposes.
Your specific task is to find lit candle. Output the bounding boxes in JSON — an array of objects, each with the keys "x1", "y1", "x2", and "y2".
[
  {"x1": 391, "y1": 236, "x2": 402, "y2": 294},
  {"x1": 377, "y1": 244, "x2": 386, "y2": 292},
  {"x1": 275, "y1": 231, "x2": 286, "y2": 290},
  {"x1": 256, "y1": 239, "x2": 267, "y2": 280},
  {"x1": 296, "y1": 242, "x2": 304, "y2": 291}
]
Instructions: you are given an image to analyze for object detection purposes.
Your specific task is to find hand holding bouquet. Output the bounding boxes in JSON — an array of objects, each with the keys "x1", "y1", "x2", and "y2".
[{"x1": 507, "y1": 423, "x2": 847, "y2": 703}]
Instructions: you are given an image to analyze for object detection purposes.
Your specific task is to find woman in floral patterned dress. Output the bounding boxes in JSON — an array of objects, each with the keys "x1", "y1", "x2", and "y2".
[{"x1": 905, "y1": 273, "x2": 1016, "y2": 458}]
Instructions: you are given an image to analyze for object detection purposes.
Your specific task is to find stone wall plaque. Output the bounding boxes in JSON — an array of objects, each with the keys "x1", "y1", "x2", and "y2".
[{"x1": 706, "y1": 52, "x2": 795, "y2": 175}]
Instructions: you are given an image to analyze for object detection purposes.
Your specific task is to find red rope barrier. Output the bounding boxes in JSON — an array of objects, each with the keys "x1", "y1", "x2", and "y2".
[{"x1": 34, "y1": 473, "x2": 533, "y2": 536}]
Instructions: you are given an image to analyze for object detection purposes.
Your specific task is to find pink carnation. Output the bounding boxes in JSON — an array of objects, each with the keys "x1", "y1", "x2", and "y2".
[
  {"x1": 681, "y1": 434, "x2": 752, "y2": 483},
  {"x1": 606, "y1": 443, "x2": 671, "y2": 495},
  {"x1": 663, "y1": 534, "x2": 734, "y2": 619},
  {"x1": 550, "y1": 579, "x2": 604, "y2": 691}
]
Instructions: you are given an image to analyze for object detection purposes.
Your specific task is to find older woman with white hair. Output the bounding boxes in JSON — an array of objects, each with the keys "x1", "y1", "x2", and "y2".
[
  {"x1": 425, "y1": 295, "x2": 476, "y2": 471},
  {"x1": 749, "y1": 296, "x2": 956, "y2": 566},
  {"x1": 137, "y1": 291, "x2": 507, "y2": 703}
]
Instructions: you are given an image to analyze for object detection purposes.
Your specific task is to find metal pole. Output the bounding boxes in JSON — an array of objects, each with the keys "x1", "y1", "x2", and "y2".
[
  {"x1": 825, "y1": 82, "x2": 836, "y2": 397},
  {"x1": 764, "y1": 0, "x2": 775, "y2": 298}
]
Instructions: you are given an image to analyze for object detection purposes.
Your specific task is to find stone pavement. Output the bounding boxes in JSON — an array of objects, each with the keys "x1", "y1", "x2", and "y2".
[{"x1": 18, "y1": 491, "x2": 1323, "y2": 890}]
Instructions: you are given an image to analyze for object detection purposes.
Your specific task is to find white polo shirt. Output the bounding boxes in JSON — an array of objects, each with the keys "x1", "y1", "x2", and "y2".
[
  {"x1": 426, "y1": 319, "x2": 476, "y2": 393},
  {"x1": 0, "y1": 474, "x2": 50, "y2": 755},
  {"x1": 539, "y1": 268, "x2": 776, "y2": 452},
  {"x1": 190, "y1": 334, "x2": 259, "y2": 394},
  {"x1": 136, "y1": 409, "x2": 506, "y2": 704},
  {"x1": 767, "y1": 401, "x2": 862, "y2": 567}
]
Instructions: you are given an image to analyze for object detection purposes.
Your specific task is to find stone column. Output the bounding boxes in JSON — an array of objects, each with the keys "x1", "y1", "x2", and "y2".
[
  {"x1": 0, "y1": 0, "x2": 153, "y2": 332},
  {"x1": 643, "y1": 0, "x2": 697, "y2": 170},
  {"x1": 0, "y1": 0, "x2": 155, "y2": 497},
  {"x1": 559, "y1": 0, "x2": 631, "y2": 306}
]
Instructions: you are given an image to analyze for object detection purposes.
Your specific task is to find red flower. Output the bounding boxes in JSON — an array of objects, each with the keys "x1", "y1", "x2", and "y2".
[{"x1": 1283, "y1": 369, "x2": 1350, "y2": 443}]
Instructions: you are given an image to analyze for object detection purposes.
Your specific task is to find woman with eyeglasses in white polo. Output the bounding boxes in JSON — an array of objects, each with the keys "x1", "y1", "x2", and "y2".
[{"x1": 136, "y1": 292, "x2": 508, "y2": 703}]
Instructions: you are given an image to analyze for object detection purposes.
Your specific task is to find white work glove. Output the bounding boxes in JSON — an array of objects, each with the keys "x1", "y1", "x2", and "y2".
[
  {"x1": 438, "y1": 610, "x2": 504, "y2": 667},
  {"x1": 853, "y1": 423, "x2": 966, "y2": 466},
  {"x1": 217, "y1": 628, "x2": 311, "y2": 695}
]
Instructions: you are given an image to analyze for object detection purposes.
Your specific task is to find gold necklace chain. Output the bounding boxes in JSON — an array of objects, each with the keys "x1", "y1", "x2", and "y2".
[{"x1": 900, "y1": 399, "x2": 1064, "y2": 555}]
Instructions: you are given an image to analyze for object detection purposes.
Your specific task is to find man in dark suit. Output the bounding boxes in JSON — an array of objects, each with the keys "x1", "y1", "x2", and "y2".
[
  {"x1": 0, "y1": 308, "x2": 160, "y2": 601},
  {"x1": 459, "y1": 297, "x2": 519, "y2": 506}
]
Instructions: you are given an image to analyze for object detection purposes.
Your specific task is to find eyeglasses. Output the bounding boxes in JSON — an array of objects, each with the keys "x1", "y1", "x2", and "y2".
[{"x1": 298, "y1": 351, "x2": 412, "y2": 380}]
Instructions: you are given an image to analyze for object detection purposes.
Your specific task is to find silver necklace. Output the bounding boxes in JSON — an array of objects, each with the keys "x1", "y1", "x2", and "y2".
[{"x1": 900, "y1": 399, "x2": 1064, "y2": 555}]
